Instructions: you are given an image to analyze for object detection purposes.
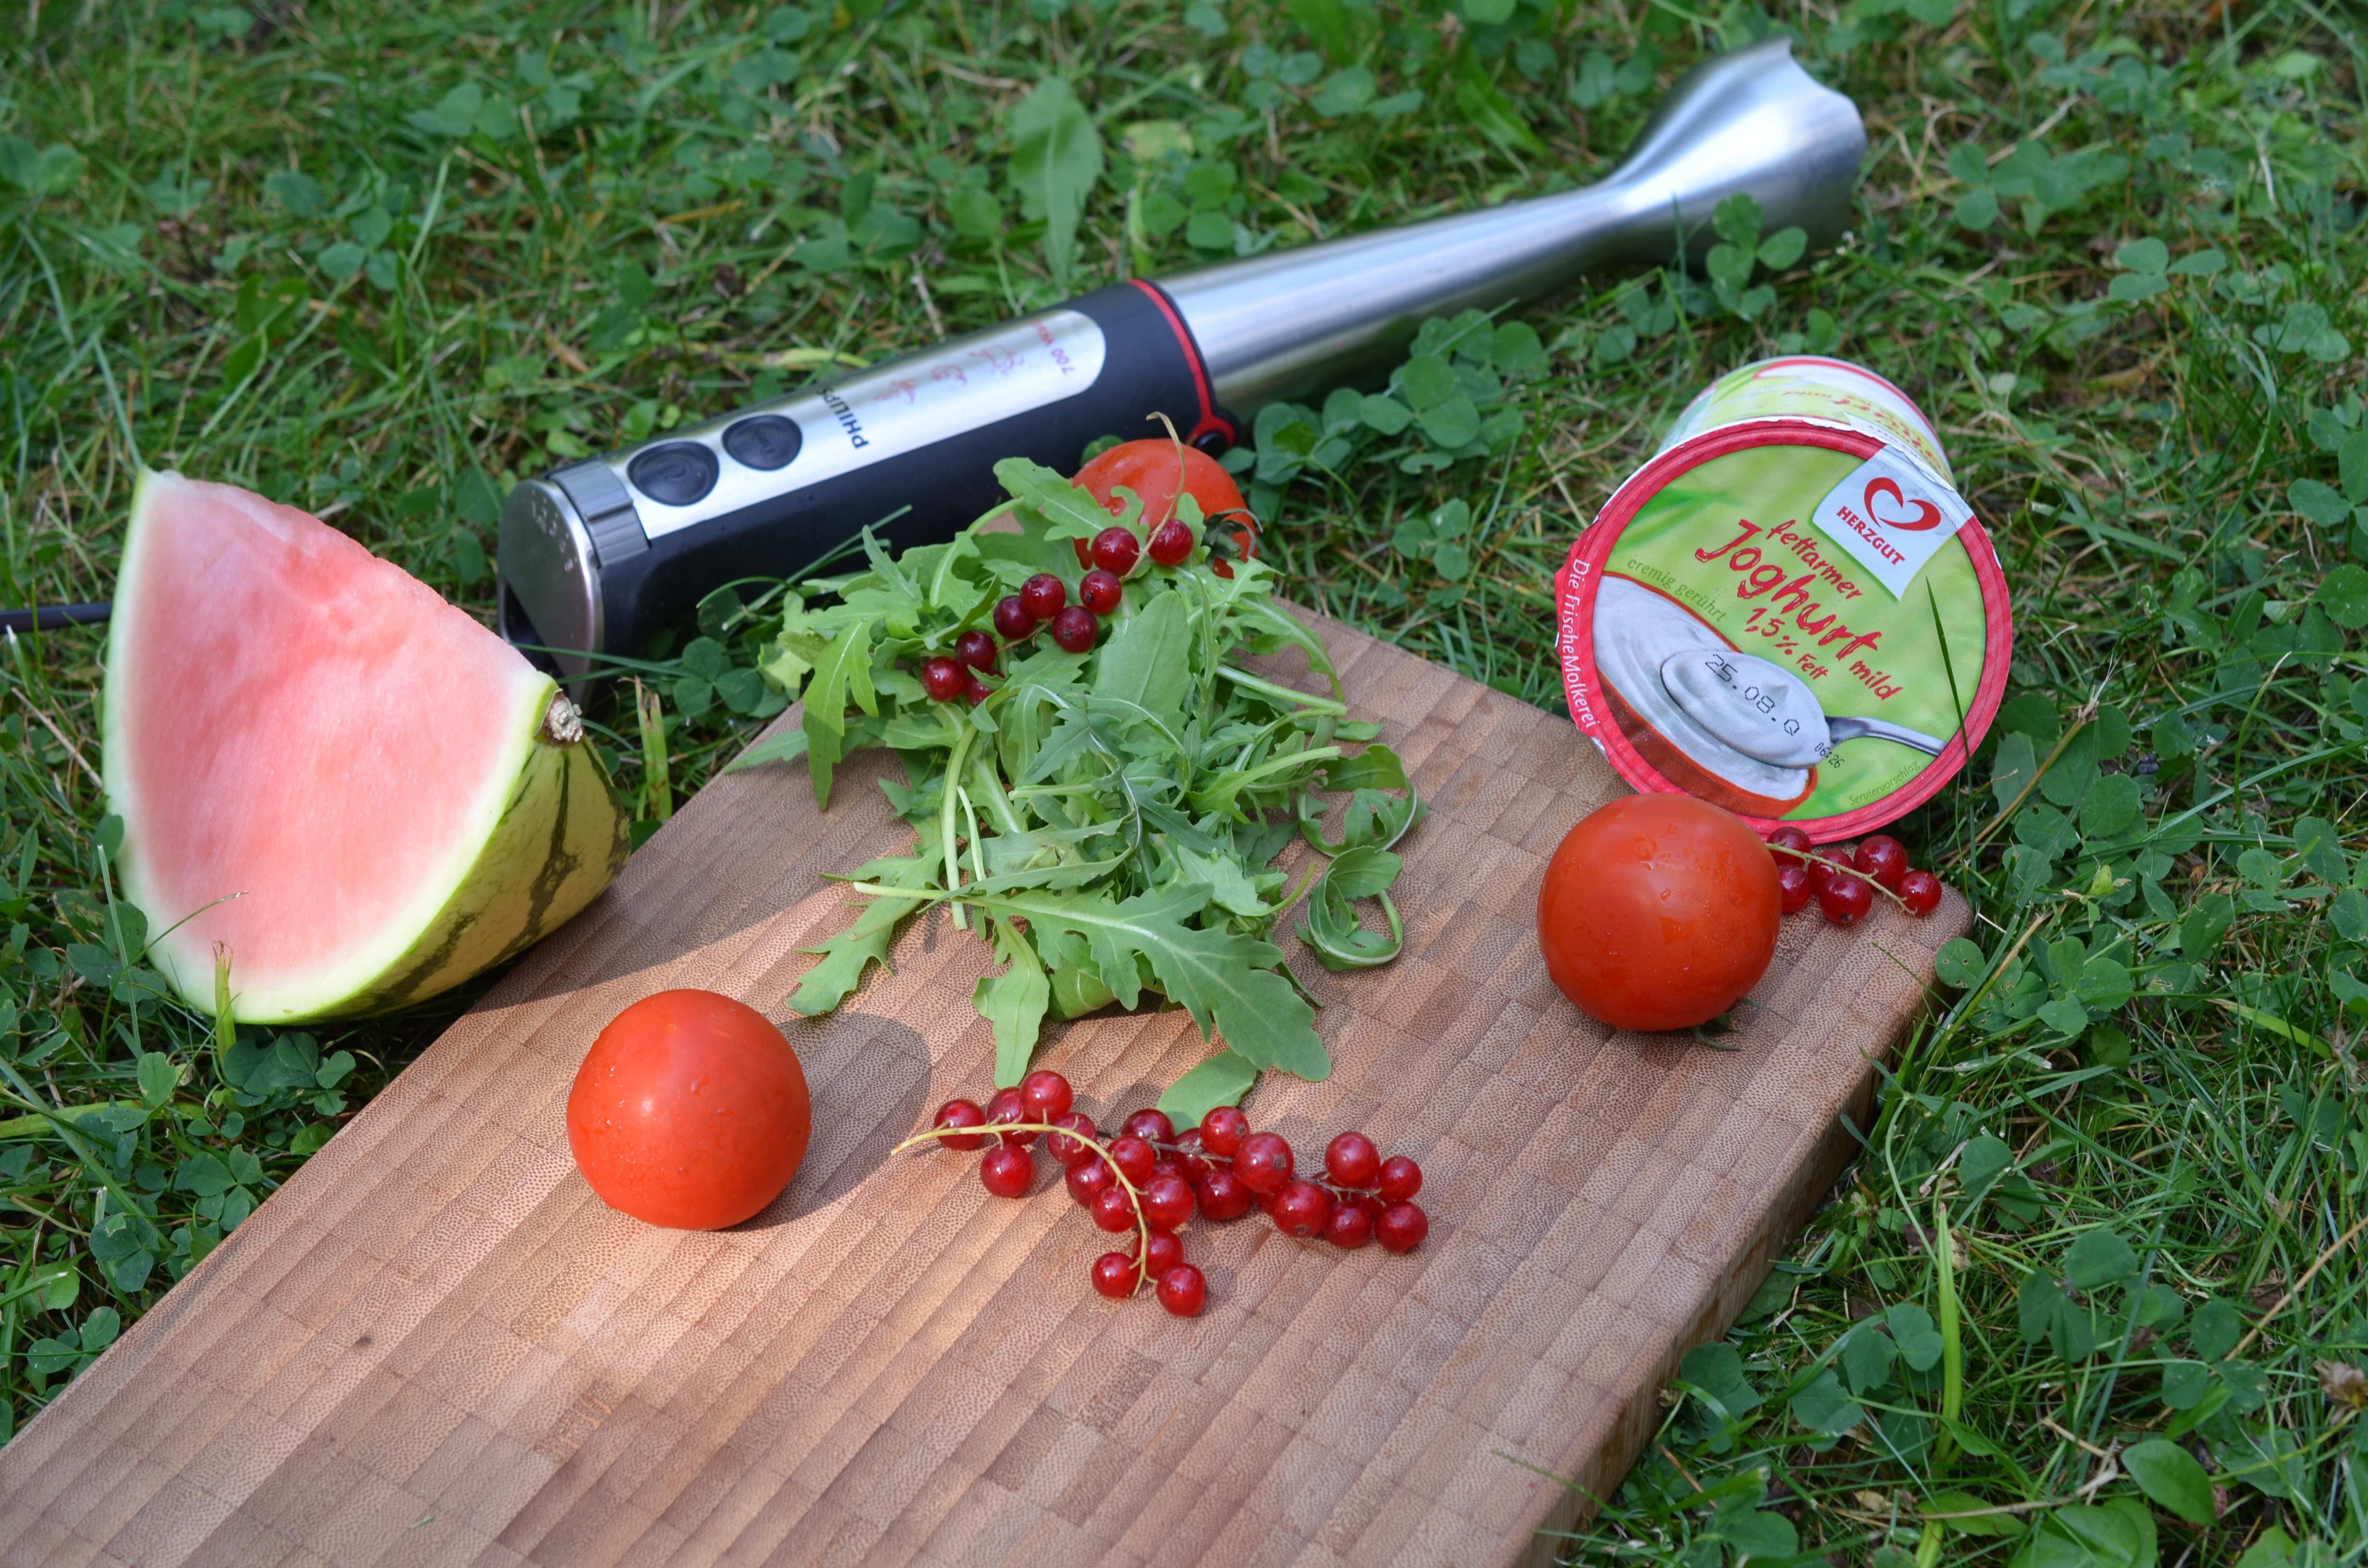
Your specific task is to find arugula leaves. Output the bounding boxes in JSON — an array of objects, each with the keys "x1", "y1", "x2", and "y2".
[
  {"x1": 1297, "y1": 846, "x2": 1406, "y2": 971},
  {"x1": 737, "y1": 457, "x2": 1416, "y2": 1113},
  {"x1": 974, "y1": 884, "x2": 1322, "y2": 1074}
]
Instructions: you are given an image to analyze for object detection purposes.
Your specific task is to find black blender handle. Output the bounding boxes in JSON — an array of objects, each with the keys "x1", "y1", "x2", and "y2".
[{"x1": 497, "y1": 281, "x2": 1236, "y2": 676}]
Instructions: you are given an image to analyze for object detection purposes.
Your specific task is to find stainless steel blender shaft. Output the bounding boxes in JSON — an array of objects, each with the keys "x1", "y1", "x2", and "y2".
[{"x1": 1162, "y1": 37, "x2": 1864, "y2": 412}]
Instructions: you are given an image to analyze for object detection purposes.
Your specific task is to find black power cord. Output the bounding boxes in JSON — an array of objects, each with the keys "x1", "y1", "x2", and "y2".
[{"x1": 0, "y1": 603, "x2": 111, "y2": 636}]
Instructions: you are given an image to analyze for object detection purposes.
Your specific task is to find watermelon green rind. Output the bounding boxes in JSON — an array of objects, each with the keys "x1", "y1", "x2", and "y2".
[
  {"x1": 294, "y1": 706, "x2": 631, "y2": 1018},
  {"x1": 102, "y1": 469, "x2": 630, "y2": 1023}
]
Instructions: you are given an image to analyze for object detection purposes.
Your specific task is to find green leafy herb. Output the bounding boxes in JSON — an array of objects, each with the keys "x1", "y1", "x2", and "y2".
[
  {"x1": 737, "y1": 458, "x2": 1416, "y2": 1108},
  {"x1": 1295, "y1": 845, "x2": 1405, "y2": 970}
]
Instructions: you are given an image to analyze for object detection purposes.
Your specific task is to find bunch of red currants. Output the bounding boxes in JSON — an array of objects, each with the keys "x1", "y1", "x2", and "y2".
[
  {"x1": 919, "y1": 519, "x2": 1199, "y2": 703},
  {"x1": 924, "y1": 1069, "x2": 1429, "y2": 1318},
  {"x1": 1765, "y1": 829, "x2": 1944, "y2": 925}
]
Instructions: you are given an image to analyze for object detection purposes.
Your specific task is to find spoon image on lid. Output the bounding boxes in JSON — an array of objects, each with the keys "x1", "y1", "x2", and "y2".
[
  {"x1": 1657, "y1": 648, "x2": 1948, "y2": 768},
  {"x1": 1589, "y1": 577, "x2": 1811, "y2": 814}
]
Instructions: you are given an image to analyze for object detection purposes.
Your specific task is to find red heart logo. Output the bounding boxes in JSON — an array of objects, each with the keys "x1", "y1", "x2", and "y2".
[{"x1": 1863, "y1": 476, "x2": 1944, "y2": 533}]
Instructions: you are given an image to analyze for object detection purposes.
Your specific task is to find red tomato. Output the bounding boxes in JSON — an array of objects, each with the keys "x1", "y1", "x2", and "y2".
[
  {"x1": 1074, "y1": 438, "x2": 1246, "y2": 530},
  {"x1": 1072, "y1": 439, "x2": 1258, "y2": 573},
  {"x1": 566, "y1": 989, "x2": 813, "y2": 1229},
  {"x1": 1536, "y1": 795, "x2": 1782, "y2": 1032}
]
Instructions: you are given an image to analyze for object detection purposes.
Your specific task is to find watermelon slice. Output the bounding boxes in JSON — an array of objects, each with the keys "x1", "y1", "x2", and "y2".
[{"x1": 103, "y1": 470, "x2": 629, "y2": 1023}]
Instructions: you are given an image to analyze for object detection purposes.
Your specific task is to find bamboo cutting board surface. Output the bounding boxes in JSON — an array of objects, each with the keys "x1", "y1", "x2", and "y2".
[{"x1": 0, "y1": 612, "x2": 1968, "y2": 1568}]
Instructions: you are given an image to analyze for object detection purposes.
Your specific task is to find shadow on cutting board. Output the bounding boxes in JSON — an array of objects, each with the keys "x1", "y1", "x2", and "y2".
[{"x1": 741, "y1": 1011, "x2": 932, "y2": 1230}]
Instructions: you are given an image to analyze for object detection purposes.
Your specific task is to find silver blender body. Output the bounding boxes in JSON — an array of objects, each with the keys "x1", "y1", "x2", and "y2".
[
  {"x1": 1161, "y1": 36, "x2": 1866, "y2": 411},
  {"x1": 497, "y1": 39, "x2": 1864, "y2": 677}
]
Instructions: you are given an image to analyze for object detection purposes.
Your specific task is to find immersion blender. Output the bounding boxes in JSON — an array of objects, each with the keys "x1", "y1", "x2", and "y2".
[{"x1": 496, "y1": 38, "x2": 1865, "y2": 676}]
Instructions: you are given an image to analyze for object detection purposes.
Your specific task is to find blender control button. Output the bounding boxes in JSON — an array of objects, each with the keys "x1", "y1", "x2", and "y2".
[
  {"x1": 628, "y1": 441, "x2": 719, "y2": 506},
  {"x1": 723, "y1": 415, "x2": 802, "y2": 471}
]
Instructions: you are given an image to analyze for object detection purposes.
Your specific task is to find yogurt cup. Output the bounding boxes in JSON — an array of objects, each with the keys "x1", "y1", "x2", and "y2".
[
  {"x1": 1554, "y1": 356, "x2": 2011, "y2": 842},
  {"x1": 1659, "y1": 354, "x2": 1954, "y2": 478}
]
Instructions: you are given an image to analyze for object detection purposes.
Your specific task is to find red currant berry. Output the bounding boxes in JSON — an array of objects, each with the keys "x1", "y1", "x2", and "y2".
[
  {"x1": 1091, "y1": 1185, "x2": 1138, "y2": 1233},
  {"x1": 1157, "y1": 1263, "x2": 1207, "y2": 1317},
  {"x1": 1047, "y1": 1111, "x2": 1100, "y2": 1167},
  {"x1": 1776, "y1": 862, "x2": 1813, "y2": 915},
  {"x1": 1234, "y1": 1132, "x2": 1293, "y2": 1195},
  {"x1": 1049, "y1": 604, "x2": 1098, "y2": 653},
  {"x1": 1194, "y1": 1167, "x2": 1255, "y2": 1221},
  {"x1": 1377, "y1": 1155, "x2": 1422, "y2": 1203},
  {"x1": 1270, "y1": 1180, "x2": 1333, "y2": 1238},
  {"x1": 921, "y1": 656, "x2": 966, "y2": 702},
  {"x1": 954, "y1": 629, "x2": 999, "y2": 672},
  {"x1": 1807, "y1": 856, "x2": 1842, "y2": 897},
  {"x1": 1121, "y1": 1109, "x2": 1175, "y2": 1145},
  {"x1": 1140, "y1": 1227, "x2": 1184, "y2": 1278},
  {"x1": 1818, "y1": 873, "x2": 1875, "y2": 925},
  {"x1": 980, "y1": 1146, "x2": 1034, "y2": 1199},
  {"x1": 964, "y1": 675, "x2": 992, "y2": 704},
  {"x1": 1147, "y1": 1158, "x2": 1187, "y2": 1188},
  {"x1": 1854, "y1": 834, "x2": 1910, "y2": 893},
  {"x1": 1375, "y1": 1201, "x2": 1429, "y2": 1253},
  {"x1": 1323, "y1": 1201, "x2": 1373, "y2": 1249},
  {"x1": 1324, "y1": 1131, "x2": 1381, "y2": 1190},
  {"x1": 1198, "y1": 1106, "x2": 1249, "y2": 1158},
  {"x1": 1019, "y1": 573, "x2": 1066, "y2": 620},
  {"x1": 993, "y1": 594, "x2": 1036, "y2": 640},
  {"x1": 984, "y1": 1088, "x2": 1037, "y2": 1145},
  {"x1": 1107, "y1": 1135, "x2": 1156, "y2": 1187},
  {"x1": 1091, "y1": 1251, "x2": 1137, "y2": 1299},
  {"x1": 1899, "y1": 869, "x2": 1943, "y2": 917},
  {"x1": 1172, "y1": 1146, "x2": 1212, "y2": 1185},
  {"x1": 933, "y1": 1099, "x2": 987, "y2": 1152},
  {"x1": 1067, "y1": 1157, "x2": 1114, "y2": 1207},
  {"x1": 1766, "y1": 825, "x2": 1813, "y2": 868},
  {"x1": 1019, "y1": 1069, "x2": 1073, "y2": 1121},
  {"x1": 1090, "y1": 526, "x2": 1142, "y2": 576},
  {"x1": 1147, "y1": 517, "x2": 1194, "y2": 566},
  {"x1": 1079, "y1": 568, "x2": 1122, "y2": 615},
  {"x1": 1141, "y1": 1174, "x2": 1196, "y2": 1230}
]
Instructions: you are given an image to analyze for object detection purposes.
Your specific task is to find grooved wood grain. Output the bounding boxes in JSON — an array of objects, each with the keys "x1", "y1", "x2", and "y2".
[{"x1": 0, "y1": 612, "x2": 1967, "y2": 1568}]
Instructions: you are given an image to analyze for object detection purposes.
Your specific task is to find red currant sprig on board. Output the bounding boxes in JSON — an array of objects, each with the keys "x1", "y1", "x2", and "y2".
[
  {"x1": 909, "y1": 1087, "x2": 1177, "y2": 1307},
  {"x1": 1765, "y1": 828, "x2": 1947, "y2": 926},
  {"x1": 903, "y1": 1073, "x2": 1433, "y2": 1318},
  {"x1": 1163, "y1": 1115, "x2": 1428, "y2": 1253}
]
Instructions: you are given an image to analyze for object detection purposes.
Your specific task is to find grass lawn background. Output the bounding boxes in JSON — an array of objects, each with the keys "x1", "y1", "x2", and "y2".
[{"x1": 2, "y1": 0, "x2": 2365, "y2": 1560}]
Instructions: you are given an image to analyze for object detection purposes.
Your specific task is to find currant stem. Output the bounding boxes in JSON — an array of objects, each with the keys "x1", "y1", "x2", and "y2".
[
  {"x1": 1151, "y1": 1139, "x2": 1383, "y2": 1206},
  {"x1": 1797, "y1": 848, "x2": 1912, "y2": 911},
  {"x1": 898, "y1": 1120, "x2": 1155, "y2": 1291}
]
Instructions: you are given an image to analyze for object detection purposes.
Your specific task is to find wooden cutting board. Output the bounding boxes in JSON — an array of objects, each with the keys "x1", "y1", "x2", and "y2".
[{"x1": 0, "y1": 612, "x2": 1968, "y2": 1568}]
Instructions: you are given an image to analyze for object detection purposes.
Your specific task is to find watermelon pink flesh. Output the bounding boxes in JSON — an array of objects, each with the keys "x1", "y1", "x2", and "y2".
[{"x1": 107, "y1": 471, "x2": 556, "y2": 1015}]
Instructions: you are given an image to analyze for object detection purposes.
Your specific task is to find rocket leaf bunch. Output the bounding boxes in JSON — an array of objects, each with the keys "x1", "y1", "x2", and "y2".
[{"x1": 731, "y1": 457, "x2": 1421, "y2": 1125}]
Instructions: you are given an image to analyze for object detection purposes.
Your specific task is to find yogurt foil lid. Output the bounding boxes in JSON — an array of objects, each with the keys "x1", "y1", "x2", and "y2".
[{"x1": 1555, "y1": 418, "x2": 2012, "y2": 841}]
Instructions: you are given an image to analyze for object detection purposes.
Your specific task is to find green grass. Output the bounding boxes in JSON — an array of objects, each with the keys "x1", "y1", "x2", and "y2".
[{"x1": 2, "y1": 0, "x2": 2364, "y2": 1560}]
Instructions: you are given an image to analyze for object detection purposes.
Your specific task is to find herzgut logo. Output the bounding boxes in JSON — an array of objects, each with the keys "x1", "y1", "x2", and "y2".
[
  {"x1": 1813, "y1": 449, "x2": 1969, "y2": 598},
  {"x1": 1863, "y1": 476, "x2": 1944, "y2": 533}
]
